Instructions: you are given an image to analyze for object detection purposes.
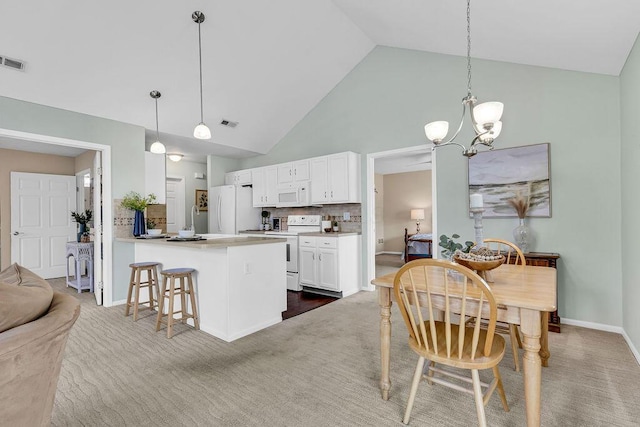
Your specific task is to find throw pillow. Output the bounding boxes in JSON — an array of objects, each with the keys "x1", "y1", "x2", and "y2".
[{"x1": 0, "y1": 264, "x2": 54, "y2": 333}]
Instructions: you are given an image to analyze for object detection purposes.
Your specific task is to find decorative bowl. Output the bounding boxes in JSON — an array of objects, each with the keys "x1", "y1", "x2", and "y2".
[
  {"x1": 147, "y1": 229, "x2": 163, "y2": 236},
  {"x1": 453, "y1": 254, "x2": 505, "y2": 272},
  {"x1": 178, "y1": 229, "x2": 195, "y2": 238},
  {"x1": 324, "y1": 227, "x2": 333, "y2": 233}
]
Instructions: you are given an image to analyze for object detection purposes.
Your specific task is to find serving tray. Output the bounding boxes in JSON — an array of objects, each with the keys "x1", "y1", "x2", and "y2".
[
  {"x1": 136, "y1": 234, "x2": 168, "y2": 239},
  {"x1": 166, "y1": 236, "x2": 205, "y2": 242}
]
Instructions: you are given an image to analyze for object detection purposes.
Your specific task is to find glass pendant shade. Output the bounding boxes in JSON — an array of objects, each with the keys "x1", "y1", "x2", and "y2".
[
  {"x1": 473, "y1": 102, "x2": 504, "y2": 127},
  {"x1": 149, "y1": 141, "x2": 166, "y2": 154},
  {"x1": 424, "y1": 121, "x2": 449, "y2": 142},
  {"x1": 194, "y1": 122, "x2": 211, "y2": 140}
]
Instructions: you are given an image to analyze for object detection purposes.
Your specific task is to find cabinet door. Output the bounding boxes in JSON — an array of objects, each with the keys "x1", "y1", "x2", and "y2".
[
  {"x1": 299, "y1": 247, "x2": 317, "y2": 285},
  {"x1": 224, "y1": 172, "x2": 236, "y2": 185},
  {"x1": 265, "y1": 167, "x2": 278, "y2": 206},
  {"x1": 318, "y1": 248, "x2": 339, "y2": 290},
  {"x1": 310, "y1": 157, "x2": 328, "y2": 203},
  {"x1": 277, "y1": 164, "x2": 293, "y2": 184},
  {"x1": 252, "y1": 169, "x2": 266, "y2": 207},
  {"x1": 236, "y1": 170, "x2": 252, "y2": 185},
  {"x1": 293, "y1": 160, "x2": 310, "y2": 181},
  {"x1": 328, "y1": 154, "x2": 349, "y2": 202}
]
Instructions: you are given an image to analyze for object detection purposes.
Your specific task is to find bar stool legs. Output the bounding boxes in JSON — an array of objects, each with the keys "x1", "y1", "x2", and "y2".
[
  {"x1": 156, "y1": 268, "x2": 199, "y2": 338},
  {"x1": 125, "y1": 262, "x2": 161, "y2": 321}
]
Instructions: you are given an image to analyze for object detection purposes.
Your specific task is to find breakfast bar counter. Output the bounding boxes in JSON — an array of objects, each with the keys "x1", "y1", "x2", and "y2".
[{"x1": 118, "y1": 235, "x2": 287, "y2": 342}]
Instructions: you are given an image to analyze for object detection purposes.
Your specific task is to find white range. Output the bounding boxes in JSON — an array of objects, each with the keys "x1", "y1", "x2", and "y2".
[{"x1": 265, "y1": 215, "x2": 322, "y2": 291}]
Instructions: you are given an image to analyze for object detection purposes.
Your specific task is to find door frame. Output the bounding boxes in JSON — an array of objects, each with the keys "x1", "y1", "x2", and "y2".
[
  {"x1": 166, "y1": 175, "x2": 186, "y2": 232},
  {"x1": 0, "y1": 128, "x2": 114, "y2": 306},
  {"x1": 364, "y1": 145, "x2": 438, "y2": 291}
]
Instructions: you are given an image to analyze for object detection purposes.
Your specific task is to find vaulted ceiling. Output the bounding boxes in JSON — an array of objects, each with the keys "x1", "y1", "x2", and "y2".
[{"x1": 1, "y1": 0, "x2": 638, "y2": 161}]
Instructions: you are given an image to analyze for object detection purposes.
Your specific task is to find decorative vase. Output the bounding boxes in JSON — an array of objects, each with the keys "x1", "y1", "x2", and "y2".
[
  {"x1": 77, "y1": 223, "x2": 87, "y2": 242},
  {"x1": 133, "y1": 210, "x2": 146, "y2": 237},
  {"x1": 513, "y1": 217, "x2": 530, "y2": 253}
]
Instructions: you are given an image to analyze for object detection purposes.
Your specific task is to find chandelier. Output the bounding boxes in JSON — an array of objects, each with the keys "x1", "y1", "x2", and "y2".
[
  {"x1": 193, "y1": 11, "x2": 211, "y2": 140},
  {"x1": 424, "y1": 0, "x2": 503, "y2": 157}
]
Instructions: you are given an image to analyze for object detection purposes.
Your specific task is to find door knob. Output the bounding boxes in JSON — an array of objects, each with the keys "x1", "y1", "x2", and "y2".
[{"x1": 13, "y1": 231, "x2": 21, "y2": 236}]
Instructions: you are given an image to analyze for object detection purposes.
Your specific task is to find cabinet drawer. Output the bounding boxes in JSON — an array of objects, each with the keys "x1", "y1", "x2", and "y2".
[
  {"x1": 316, "y1": 237, "x2": 337, "y2": 249},
  {"x1": 299, "y1": 237, "x2": 316, "y2": 247}
]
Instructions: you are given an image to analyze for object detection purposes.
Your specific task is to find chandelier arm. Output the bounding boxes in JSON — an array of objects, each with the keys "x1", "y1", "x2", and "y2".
[{"x1": 438, "y1": 101, "x2": 469, "y2": 145}]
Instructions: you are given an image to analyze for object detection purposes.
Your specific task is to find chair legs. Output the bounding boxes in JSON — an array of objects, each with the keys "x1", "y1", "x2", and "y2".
[
  {"x1": 471, "y1": 369, "x2": 487, "y2": 427},
  {"x1": 492, "y1": 366, "x2": 510, "y2": 412},
  {"x1": 403, "y1": 356, "x2": 426, "y2": 425},
  {"x1": 509, "y1": 324, "x2": 521, "y2": 372}
]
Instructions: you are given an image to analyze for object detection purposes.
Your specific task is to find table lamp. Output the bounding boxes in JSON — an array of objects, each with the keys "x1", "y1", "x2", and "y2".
[{"x1": 411, "y1": 209, "x2": 425, "y2": 233}]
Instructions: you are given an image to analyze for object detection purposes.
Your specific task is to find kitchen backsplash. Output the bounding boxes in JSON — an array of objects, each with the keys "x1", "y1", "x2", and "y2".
[
  {"x1": 114, "y1": 199, "x2": 167, "y2": 239},
  {"x1": 263, "y1": 203, "x2": 362, "y2": 233}
]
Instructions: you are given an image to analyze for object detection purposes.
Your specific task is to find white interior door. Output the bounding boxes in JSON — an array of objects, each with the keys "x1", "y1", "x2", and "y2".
[
  {"x1": 93, "y1": 152, "x2": 103, "y2": 305},
  {"x1": 166, "y1": 176, "x2": 185, "y2": 233},
  {"x1": 10, "y1": 172, "x2": 76, "y2": 278}
]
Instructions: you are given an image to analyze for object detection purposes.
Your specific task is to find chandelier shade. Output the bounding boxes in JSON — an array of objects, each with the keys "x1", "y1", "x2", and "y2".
[{"x1": 424, "y1": 121, "x2": 449, "y2": 143}]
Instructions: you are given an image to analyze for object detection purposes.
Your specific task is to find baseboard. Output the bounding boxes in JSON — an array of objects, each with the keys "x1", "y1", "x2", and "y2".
[
  {"x1": 622, "y1": 329, "x2": 640, "y2": 366},
  {"x1": 563, "y1": 318, "x2": 640, "y2": 366},
  {"x1": 111, "y1": 298, "x2": 127, "y2": 306}
]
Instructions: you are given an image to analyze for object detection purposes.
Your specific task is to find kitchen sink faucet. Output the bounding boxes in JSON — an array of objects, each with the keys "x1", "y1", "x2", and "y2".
[{"x1": 190, "y1": 205, "x2": 200, "y2": 231}]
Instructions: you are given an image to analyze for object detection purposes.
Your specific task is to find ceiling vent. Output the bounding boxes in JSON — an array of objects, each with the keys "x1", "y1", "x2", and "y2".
[
  {"x1": 220, "y1": 119, "x2": 238, "y2": 128},
  {"x1": 1, "y1": 55, "x2": 25, "y2": 71}
]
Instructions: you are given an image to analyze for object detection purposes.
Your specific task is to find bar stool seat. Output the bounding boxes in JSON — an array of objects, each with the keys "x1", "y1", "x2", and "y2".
[
  {"x1": 156, "y1": 268, "x2": 200, "y2": 338},
  {"x1": 125, "y1": 262, "x2": 160, "y2": 321}
]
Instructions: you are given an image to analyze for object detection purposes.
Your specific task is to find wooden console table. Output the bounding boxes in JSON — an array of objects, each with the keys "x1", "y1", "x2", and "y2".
[{"x1": 507, "y1": 252, "x2": 561, "y2": 332}]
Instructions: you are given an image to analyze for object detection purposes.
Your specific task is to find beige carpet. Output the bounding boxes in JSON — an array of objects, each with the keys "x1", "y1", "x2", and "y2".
[{"x1": 49, "y1": 278, "x2": 640, "y2": 426}]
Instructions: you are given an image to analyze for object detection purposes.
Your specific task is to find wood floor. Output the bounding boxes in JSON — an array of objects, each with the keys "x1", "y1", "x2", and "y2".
[{"x1": 282, "y1": 290, "x2": 338, "y2": 320}]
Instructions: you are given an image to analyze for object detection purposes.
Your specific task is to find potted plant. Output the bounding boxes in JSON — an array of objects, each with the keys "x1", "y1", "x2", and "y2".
[
  {"x1": 146, "y1": 218, "x2": 162, "y2": 236},
  {"x1": 332, "y1": 221, "x2": 339, "y2": 232},
  {"x1": 120, "y1": 192, "x2": 157, "y2": 236},
  {"x1": 438, "y1": 234, "x2": 473, "y2": 260},
  {"x1": 71, "y1": 209, "x2": 93, "y2": 242}
]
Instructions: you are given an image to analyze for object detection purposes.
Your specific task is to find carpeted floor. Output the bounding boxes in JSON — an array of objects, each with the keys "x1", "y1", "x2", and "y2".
[{"x1": 49, "y1": 278, "x2": 640, "y2": 426}]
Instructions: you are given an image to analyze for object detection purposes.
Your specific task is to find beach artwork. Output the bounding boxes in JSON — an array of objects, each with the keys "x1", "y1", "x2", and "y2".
[{"x1": 468, "y1": 143, "x2": 551, "y2": 217}]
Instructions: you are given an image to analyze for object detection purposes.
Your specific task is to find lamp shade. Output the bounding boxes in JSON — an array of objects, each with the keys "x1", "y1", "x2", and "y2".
[
  {"x1": 411, "y1": 209, "x2": 425, "y2": 220},
  {"x1": 194, "y1": 122, "x2": 211, "y2": 140},
  {"x1": 168, "y1": 153, "x2": 184, "y2": 162},
  {"x1": 475, "y1": 120, "x2": 502, "y2": 142},
  {"x1": 473, "y1": 102, "x2": 504, "y2": 126},
  {"x1": 424, "y1": 121, "x2": 449, "y2": 142},
  {"x1": 149, "y1": 141, "x2": 166, "y2": 154}
]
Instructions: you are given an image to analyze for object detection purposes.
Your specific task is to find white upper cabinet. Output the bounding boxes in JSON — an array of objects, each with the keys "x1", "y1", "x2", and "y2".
[
  {"x1": 310, "y1": 152, "x2": 360, "y2": 204},
  {"x1": 144, "y1": 152, "x2": 166, "y2": 204},
  {"x1": 225, "y1": 169, "x2": 252, "y2": 186},
  {"x1": 252, "y1": 167, "x2": 277, "y2": 207},
  {"x1": 277, "y1": 160, "x2": 310, "y2": 185}
]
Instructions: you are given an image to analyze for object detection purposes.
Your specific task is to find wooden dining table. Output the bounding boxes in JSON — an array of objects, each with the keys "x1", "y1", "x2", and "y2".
[{"x1": 371, "y1": 263, "x2": 557, "y2": 427}]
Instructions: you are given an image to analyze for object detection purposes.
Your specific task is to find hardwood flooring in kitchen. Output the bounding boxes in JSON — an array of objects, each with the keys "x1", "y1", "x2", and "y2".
[{"x1": 282, "y1": 290, "x2": 338, "y2": 320}]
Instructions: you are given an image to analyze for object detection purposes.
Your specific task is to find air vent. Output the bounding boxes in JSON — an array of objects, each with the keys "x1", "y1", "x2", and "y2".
[
  {"x1": 1, "y1": 55, "x2": 25, "y2": 71},
  {"x1": 220, "y1": 119, "x2": 238, "y2": 128}
]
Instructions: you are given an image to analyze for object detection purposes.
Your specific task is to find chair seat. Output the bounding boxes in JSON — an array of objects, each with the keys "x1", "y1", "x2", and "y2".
[
  {"x1": 129, "y1": 262, "x2": 160, "y2": 268},
  {"x1": 161, "y1": 267, "x2": 195, "y2": 276},
  {"x1": 409, "y1": 321, "x2": 506, "y2": 370}
]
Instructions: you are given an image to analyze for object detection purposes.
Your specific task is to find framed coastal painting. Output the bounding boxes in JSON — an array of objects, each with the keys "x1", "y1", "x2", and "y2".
[
  {"x1": 196, "y1": 189, "x2": 208, "y2": 211},
  {"x1": 468, "y1": 143, "x2": 551, "y2": 218}
]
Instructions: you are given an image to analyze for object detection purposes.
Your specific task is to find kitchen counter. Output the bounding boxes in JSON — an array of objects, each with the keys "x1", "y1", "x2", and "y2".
[
  {"x1": 120, "y1": 234, "x2": 286, "y2": 342},
  {"x1": 237, "y1": 230, "x2": 361, "y2": 237}
]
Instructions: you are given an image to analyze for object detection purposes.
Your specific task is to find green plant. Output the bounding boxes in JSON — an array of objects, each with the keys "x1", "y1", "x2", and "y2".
[
  {"x1": 333, "y1": 221, "x2": 338, "y2": 227},
  {"x1": 71, "y1": 209, "x2": 93, "y2": 225},
  {"x1": 438, "y1": 234, "x2": 474, "y2": 259},
  {"x1": 146, "y1": 218, "x2": 157, "y2": 229},
  {"x1": 120, "y1": 192, "x2": 156, "y2": 212}
]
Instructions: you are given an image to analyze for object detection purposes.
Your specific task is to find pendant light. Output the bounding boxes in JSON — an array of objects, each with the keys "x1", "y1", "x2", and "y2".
[
  {"x1": 192, "y1": 11, "x2": 211, "y2": 140},
  {"x1": 149, "y1": 90, "x2": 166, "y2": 154},
  {"x1": 424, "y1": 0, "x2": 503, "y2": 157}
]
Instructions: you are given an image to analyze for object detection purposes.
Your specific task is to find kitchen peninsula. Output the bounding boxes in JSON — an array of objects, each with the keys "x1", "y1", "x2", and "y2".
[{"x1": 118, "y1": 235, "x2": 286, "y2": 342}]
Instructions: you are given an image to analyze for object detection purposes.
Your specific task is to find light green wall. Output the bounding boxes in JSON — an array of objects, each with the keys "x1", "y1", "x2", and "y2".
[
  {"x1": 207, "y1": 155, "x2": 241, "y2": 188},
  {"x1": 240, "y1": 46, "x2": 623, "y2": 327},
  {"x1": 620, "y1": 35, "x2": 640, "y2": 352},
  {"x1": 0, "y1": 95, "x2": 146, "y2": 302}
]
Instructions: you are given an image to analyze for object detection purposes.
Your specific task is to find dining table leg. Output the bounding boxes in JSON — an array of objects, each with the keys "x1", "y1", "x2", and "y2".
[
  {"x1": 379, "y1": 287, "x2": 392, "y2": 400},
  {"x1": 521, "y1": 308, "x2": 543, "y2": 427},
  {"x1": 540, "y1": 312, "x2": 550, "y2": 367}
]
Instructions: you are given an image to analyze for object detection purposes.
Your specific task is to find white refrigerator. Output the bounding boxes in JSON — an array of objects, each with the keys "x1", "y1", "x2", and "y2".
[{"x1": 209, "y1": 185, "x2": 261, "y2": 234}]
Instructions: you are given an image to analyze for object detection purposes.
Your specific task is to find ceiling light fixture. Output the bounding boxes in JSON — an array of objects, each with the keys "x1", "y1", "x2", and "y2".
[
  {"x1": 192, "y1": 11, "x2": 211, "y2": 140},
  {"x1": 424, "y1": 0, "x2": 503, "y2": 157},
  {"x1": 167, "y1": 153, "x2": 184, "y2": 162},
  {"x1": 149, "y1": 90, "x2": 166, "y2": 154}
]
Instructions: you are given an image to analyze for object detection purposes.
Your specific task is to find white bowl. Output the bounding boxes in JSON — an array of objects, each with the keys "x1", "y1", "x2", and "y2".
[
  {"x1": 147, "y1": 229, "x2": 162, "y2": 236},
  {"x1": 178, "y1": 229, "x2": 195, "y2": 238}
]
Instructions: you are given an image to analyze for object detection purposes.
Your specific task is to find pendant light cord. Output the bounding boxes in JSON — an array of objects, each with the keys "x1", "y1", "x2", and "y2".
[
  {"x1": 155, "y1": 98, "x2": 160, "y2": 142},
  {"x1": 466, "y1": 0, "x2": 472, "y2": 97},
  {"x1": 198, "y1": 21, "x2": 204, "y2": 123}
]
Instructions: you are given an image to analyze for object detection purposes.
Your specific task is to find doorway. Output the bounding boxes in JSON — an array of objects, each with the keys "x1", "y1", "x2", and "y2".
[
  {"x1": 365, "y1": 146, "x2": 438, "y2": 290},
  {"x1": 0, "y1": 128, "x2": 114, "y2": 306},
  {"x1": 166, "y1": 176, "x2": 186, "y2": 233}
]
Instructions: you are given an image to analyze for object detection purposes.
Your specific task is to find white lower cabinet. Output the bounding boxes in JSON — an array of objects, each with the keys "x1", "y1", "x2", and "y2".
[{"x1": 298, "y1": 235, "x2": 360, "y2": 296}]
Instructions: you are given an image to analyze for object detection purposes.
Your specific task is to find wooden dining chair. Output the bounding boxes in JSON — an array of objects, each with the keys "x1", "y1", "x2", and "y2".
[
  {"x1": 482, "y1": 238, "x2": 525, "y2": 372},
  {"x1": 394, "y1": 259, "x2": 509, "y2": 426}
]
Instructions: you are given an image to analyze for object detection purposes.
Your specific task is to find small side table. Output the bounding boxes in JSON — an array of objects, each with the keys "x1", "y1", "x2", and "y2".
[{"x1": 66, "y1": 242, "x2": 94, "y2": 293}]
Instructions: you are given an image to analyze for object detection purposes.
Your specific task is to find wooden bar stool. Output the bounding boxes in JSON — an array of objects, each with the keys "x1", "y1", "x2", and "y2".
[
  {"x1": 125, "y1": 262, "x2": 160, "y2": 321},
  {"x1": 155, "y1": 268, "x2": 200, "y2": 338}
]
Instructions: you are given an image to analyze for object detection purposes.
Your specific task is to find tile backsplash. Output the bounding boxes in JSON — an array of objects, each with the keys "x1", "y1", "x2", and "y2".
[
  {"x1": 263, "y1": 203, "x2": 361, "y2": 233},
  {"x1": 114, "y1": 200, "x2": 167, "y2": 238}
]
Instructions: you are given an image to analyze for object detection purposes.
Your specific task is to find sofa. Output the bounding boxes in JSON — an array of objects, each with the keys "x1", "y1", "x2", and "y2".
[{"x1": 0, "y1": 264, "x2": 81, "y2": 427}]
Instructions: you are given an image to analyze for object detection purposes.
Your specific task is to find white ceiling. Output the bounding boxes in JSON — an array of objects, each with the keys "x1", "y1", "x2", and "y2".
[{"x1": 1, "y1": 0, "x2": 638, "y2": 161}]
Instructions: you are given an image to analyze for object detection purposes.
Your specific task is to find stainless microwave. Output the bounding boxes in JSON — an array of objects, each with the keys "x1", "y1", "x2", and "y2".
[{"x1": 276, "y1": 182, "x2": 310, "y2": 207}]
